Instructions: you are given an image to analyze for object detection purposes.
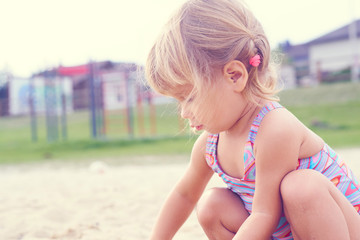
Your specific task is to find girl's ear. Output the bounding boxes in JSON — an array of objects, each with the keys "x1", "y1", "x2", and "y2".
[{"x1": 223, "y1": 60, "x2": 248, "y2": 93}]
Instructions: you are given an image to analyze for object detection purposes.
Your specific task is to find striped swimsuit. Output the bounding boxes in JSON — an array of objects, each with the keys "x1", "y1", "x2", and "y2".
[{"x1": 205, "y1": 102, "x2": 360, "y2": 239}]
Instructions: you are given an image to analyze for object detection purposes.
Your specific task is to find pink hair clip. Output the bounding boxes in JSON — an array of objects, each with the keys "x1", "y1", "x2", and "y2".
[{"x1": 249, "y1": 54, "x2": 261, "y2": 67}]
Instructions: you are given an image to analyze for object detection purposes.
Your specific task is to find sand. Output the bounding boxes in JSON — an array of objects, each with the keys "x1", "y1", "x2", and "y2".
[{"x1": 0, "y1": 148, "x2": 359, "y2": 240}]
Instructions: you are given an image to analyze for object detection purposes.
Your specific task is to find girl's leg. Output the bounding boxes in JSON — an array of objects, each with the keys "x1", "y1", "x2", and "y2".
[
  {"x1": 196, "y1": 187, "x2": 249, "y2": 240},
  {"x1": 280, "y1": 169, "x2": 360, "y2": 240}
]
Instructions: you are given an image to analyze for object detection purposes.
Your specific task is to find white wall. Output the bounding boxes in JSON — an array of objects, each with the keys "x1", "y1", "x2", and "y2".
[
  {"x1": 9, "y1": 77, "x2": 73, "y2": 116},
  {"x1": 309, "y1": 38, "x2": 360, "y2": 75}
]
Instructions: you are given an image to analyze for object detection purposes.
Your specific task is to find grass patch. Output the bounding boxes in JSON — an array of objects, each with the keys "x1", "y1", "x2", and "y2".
[
  {"x1": 0, "y1": 102, "x2": 195, "y2": 164},
  {"x1": 285, "y1": 101, "x2": 360, "y2": 147},
  {"x1": 0, "y1": 136, "x2": 196, "y2": 164},
  {"x1": 0, "y1": 82, "x2": 359, "y2": 164},
  {"x1": 279, "y1": 82, "x2": 360, "y2": 106},
  {"x1": 279, "y1": 82, "x2": 360, "y2": 148}
]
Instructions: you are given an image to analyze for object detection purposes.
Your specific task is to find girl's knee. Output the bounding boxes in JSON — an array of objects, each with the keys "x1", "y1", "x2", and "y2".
[
  {"x1": 196, "y1": 188, "x2": 228, "y2": 225},
  {"x1": 197, "y1": 187, "x2": 248, "y2": 229},
  {"x1": 280, "y1": 169, "x2": 324, "y2": 206}
]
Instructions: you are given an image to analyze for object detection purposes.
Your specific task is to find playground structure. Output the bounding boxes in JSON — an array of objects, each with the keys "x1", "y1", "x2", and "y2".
[{"x1": 10, "y1": 61, "x2": 177, "y2": 143}]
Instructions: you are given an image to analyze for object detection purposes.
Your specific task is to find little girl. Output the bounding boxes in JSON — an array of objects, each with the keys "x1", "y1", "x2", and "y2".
[{"x1": 145, "y1": 0, "x2": 360, "y2": 239}]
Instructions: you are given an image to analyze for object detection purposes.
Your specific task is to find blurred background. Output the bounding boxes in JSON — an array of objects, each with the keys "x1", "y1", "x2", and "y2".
[{"x1": 0, "y1": 0, "x2": 359, "y2": 164}]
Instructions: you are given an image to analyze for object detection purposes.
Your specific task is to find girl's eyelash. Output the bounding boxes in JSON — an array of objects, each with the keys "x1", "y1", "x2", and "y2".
[{"x1": 187, "y1": 94, "x2": 196, "y2": 103}]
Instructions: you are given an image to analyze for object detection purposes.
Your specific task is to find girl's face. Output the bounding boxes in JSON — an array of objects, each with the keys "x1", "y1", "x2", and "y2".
[{"x1": 179, "y1": 76, "x2": 248, "y2": 134}]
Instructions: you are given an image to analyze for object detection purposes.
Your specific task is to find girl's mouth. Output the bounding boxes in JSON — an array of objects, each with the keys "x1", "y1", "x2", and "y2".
[{"x1": 194, "y1": 125, "x2": 203, "y2": 131}]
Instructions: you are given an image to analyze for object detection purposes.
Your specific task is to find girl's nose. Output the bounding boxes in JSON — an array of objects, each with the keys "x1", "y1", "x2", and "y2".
[{"x1": 180, "y1": 106, "x2": 191, "y2": 119}]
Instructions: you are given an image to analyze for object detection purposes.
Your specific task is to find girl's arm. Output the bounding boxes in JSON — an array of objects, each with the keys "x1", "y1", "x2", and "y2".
[
  {"x1": 149, "y1": 132, "x2": 213, "y2": 240},
  {"x1": 233, "y1": 109, "x2": 302, "y2": 239}
]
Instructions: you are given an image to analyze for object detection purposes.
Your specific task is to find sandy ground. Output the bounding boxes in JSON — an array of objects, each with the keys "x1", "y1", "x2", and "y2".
[{"x1": 0, "y1": 148, "x2": 359, "y2": 240}]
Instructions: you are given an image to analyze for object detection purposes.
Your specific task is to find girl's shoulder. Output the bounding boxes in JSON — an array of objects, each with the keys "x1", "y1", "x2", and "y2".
[
  {"x1": 191, "y1": 131, "x2": 209, "y2": 159},
  {"x1": 255, "y1": 106, "x2": 305, "y2": 150},
  {"x1": 252, "y1": 106, "x2": 306, "y2": 171},
  {"x1": 256, "y1": 104, "x2": 324, "y2": 160},
  {"x1": 259, "y1": 103, "x2": 302, "y2": 130}
]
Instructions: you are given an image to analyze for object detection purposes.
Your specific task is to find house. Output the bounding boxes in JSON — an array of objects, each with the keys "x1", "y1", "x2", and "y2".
[
  {"x1": 33, "y1": 61, "x2": 139, "y2": 111},
  {"x1": 0, "y1": 61, "x2": 169, "y2": 117},
  {"x1": 282, "y1": 19, "x2": 360, "y2": 86},
  {"x1": 280, "y1": 42, "x2": 309, "y2": 86},
  {"x1": 0, "y1": 69, "x2": 74, "y2": 116},
  {"x1": 8, "y1": 76, "x2": 73, "y2": 116},
  {"x1": 49, "y1": 61, "x2": 124, "y2": 110}
]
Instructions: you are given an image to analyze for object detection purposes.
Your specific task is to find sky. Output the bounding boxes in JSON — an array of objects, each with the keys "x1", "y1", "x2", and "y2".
[{"x1": 0, "y1": 0, "x2": 359, "y2": 77}]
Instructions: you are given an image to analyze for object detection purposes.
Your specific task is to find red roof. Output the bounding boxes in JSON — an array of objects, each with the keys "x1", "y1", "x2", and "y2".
[{"x1": 57, "y1": 64, "x2": 89, "y2": 76}]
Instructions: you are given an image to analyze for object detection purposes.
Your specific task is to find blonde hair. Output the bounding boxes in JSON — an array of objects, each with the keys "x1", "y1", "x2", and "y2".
[{"x1": 145, "y1": 0, "x2": 279, "y2": 103}]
